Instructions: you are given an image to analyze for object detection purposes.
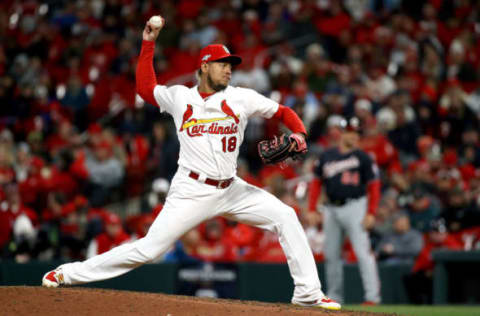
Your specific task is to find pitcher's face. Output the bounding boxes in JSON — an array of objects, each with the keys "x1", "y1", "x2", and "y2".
[{"x1": 203, "y1": 61, "x2": 232, "y2": 91}]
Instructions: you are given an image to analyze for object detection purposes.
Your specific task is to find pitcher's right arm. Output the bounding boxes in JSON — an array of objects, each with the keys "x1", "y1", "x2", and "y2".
[{"x1": 136, "y1": 16, "x2": 177, "y2": 113}]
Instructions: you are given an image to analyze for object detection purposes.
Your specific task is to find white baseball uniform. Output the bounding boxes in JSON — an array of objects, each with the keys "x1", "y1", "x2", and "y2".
[{"x1": 57, "y1": 82, "x2": 324, "y2": 303}]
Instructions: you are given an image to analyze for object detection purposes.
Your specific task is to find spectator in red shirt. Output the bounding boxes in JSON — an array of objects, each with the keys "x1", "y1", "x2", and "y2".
[
  {"x1": 47, "y1": 150, "x2": 79, "y2": 200},
  {"x1": 223, "y1": 220, "x2": 257, "y2": 260},
  {"x1": 131, "y1": 214, "x2": 155, "y2": 241},
  {"x1": 455, "y1": 226, "x2": 480, "y2": 251},
  {"x1": 86, "y1": 212, "x2": 130, "y2": 258},
  {"x1": 124, "y1": 133, "x2": 150, "y2": 196},
  {"x1": 404, "y1": 218, "x2": 462, "y2": 304},
  {"x1": 315, "y1": 0, "x2": 351, "y2": 39},
  {"x1": 250, "y1": 230, "x2": 287, "y2": 263},
  {"x1": 18, "y1": 156, "x2": 49, "y2": 210},
  {"x1": 360, "y1": 115, "x2": 400, "y2": 174},
  {"x1": 407, "y1": 135, "x2": 436, "y2": 173},
  {"x1": 195, "y1": 218, "x2": 237, "y2": 263},
  {"x1": 0, "y1": 184, "x2": 37, "y2": 261},
  {"x1": 45, "y1": 119, "x2": 75, "y2": 157}
]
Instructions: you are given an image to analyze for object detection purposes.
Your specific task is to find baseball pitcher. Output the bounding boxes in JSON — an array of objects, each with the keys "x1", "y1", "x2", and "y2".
[{"x1": 42, "y1": 16, "x2": 340, "y2": 310}]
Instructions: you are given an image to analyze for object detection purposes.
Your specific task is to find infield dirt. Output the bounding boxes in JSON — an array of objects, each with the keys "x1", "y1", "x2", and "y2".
[{"x1": 0, "y1": 286, "x2": 396, "y2": 315}]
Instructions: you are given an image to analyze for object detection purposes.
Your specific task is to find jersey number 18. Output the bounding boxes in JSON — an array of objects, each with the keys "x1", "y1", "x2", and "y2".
[{"x1": 221, "y1": 136, "x2": 237, "y2": 152}]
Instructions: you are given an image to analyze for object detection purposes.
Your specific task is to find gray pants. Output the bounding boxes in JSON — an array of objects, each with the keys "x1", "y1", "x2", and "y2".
[{"x1": 324, "y1": 197, "x2": 381, "y2": 303}]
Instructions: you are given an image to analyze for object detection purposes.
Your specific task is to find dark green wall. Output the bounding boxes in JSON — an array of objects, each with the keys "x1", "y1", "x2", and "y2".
[
  {"x1": 237, "y1": 263, "x2": 411, "y2": 304},
  {"x1": 0, "y1": 261, "x2": 412, "y2": 304},
  {"x1": 0, "y1": 261, "x2": 176, "y2": 294}
]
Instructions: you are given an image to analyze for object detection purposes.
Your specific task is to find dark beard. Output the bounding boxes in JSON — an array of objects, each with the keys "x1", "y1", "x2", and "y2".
[{"x1": 207, "y1": 74, "x2": 227, "y2": 92}]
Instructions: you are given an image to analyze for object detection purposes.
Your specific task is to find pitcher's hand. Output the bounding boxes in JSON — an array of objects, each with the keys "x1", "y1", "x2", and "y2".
[
  {"x1": 143, "y1": 16, "x2": 164, "y2": 42},
  {"x1": 288, "y1": 133, "x2": 307, "y2": 153}
]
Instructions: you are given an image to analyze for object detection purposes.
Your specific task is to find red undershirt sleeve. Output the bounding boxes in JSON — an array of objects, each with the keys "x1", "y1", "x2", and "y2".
[
  {"x1": 136, "y1": 40, "x2": 159, "y2": 107},
  {"x1": 308, "y1": 177, "x2": 322, "y2": 212},
  {"x1": 272, "y1": 105, "x2": 307, "y2": 135},
  {"x1": 367, "y1": 179, "x2": 381, "y2": 215}
]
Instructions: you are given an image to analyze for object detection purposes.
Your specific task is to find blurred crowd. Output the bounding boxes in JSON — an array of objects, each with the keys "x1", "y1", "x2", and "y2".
[{"x1": 1, "y1": 0, "x2": 480, "y2": 293}]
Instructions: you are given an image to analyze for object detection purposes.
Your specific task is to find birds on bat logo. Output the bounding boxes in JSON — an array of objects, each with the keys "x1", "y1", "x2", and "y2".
[{"x1": 179, "y1": 100, "x2": 240, "y2": 137}]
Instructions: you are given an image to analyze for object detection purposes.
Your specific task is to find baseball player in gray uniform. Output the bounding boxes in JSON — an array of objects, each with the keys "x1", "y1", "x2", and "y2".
[
  {"x1": 308, "y1": 116, "x2": 381, "y2": 304},
  {"x1": 41, "y1": 16, "x2": 340, "y2": 310}
]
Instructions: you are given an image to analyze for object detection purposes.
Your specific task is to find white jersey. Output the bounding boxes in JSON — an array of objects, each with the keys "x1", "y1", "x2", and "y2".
[{"x1": 153, "y1": 84, "x2": 279, "y2": 179}]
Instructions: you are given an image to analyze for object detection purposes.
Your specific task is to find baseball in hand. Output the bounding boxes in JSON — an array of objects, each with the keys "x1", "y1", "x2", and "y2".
[{"x1": 148, "y1": 16, "x2": 164, "y2": 29}]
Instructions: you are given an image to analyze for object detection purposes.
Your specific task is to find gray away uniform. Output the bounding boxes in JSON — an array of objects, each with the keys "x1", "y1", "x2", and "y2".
[{"x1": 314, "y1": 147, "x2": 381, "y2": 303}]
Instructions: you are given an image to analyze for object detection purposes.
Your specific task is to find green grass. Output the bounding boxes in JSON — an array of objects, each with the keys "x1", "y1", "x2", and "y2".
[{"x1": 344, "y1": 305, "x2": 480, "y2": 316}]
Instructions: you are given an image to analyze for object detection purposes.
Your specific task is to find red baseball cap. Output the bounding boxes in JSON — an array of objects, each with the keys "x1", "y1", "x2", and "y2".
[{"x1": 198, "y1": 44, "x2": 242, "y2": 68}]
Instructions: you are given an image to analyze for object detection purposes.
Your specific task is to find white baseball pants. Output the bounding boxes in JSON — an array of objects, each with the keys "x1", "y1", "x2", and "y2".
[{"x1": 60, "y1": 166, "x2": 323, "y2": 303}]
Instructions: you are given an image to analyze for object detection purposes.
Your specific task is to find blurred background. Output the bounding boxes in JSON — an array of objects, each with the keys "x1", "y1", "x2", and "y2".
[{"x1": 1, "y1": 0, "x2": 480, "y2": 305}]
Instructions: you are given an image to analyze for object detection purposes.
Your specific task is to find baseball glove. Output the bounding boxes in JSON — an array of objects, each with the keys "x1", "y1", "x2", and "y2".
[{"x1": 258, "y1": 133, "x2": 307, "y2": 164}]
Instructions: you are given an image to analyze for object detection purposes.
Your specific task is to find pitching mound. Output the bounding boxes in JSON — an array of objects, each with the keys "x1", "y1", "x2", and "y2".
[{"x1": 1, "y1": 286, "x2": 393, "y2": 315}]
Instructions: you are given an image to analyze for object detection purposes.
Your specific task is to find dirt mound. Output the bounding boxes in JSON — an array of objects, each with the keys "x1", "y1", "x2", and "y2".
[{"x1": 0, "y1": 286, "x2": 392, "y2": 316}]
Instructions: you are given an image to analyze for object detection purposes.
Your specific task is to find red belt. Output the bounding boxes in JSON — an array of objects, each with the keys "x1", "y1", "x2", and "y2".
[{"x1": 189, "y1": 171, "x2": 234, "y2": 189}]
